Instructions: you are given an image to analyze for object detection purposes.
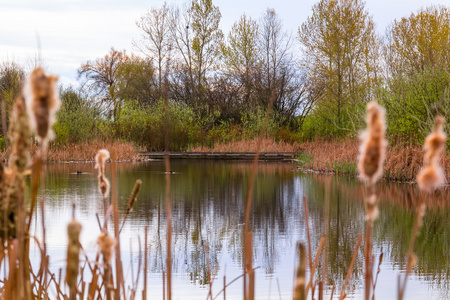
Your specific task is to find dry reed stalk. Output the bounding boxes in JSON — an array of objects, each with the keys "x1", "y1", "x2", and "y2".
[
  {"x1": 398, "y1": 116, "x2": 446, "y2": 300},
  {"x1": 42, "y1": 140, "x2": 141, "y2": 162},
  {"x1": 243, "y1": 91, "x2": 275, "y2": 300},
  {"x1": 27, "y1": 151, "x2": 42, "y2": 232},
  {"x1": 305, "y1": 237, "x2": 325, "y2": 296},
  {"x1": 98, "y1": 231, "x2": 115, "y2": 300},
  {"x1": 371, "y1": 250, "x2": 383, "y2": 300},
  {"x1": 163, "y1": 72, "x2": 172, "y2": 300},
  {"x1": 143, "y1": 226, "x2": 148, "y2": 300},
  {"x1": 293, "y1": 242, "x2": 306, "y2": 300},
  {"x1": 398, "y1": 203, "x2": 426, "y2": 300},
  {"x1": 3, "y1": 87, "x2": 35, "y2": 298},
  {"x1": 111, "y1": 149, "x2": 125, "y2": 300},
  {"x1": 322, "y1": 179, "x2": 331, "y2": 293},
  {"x1": 302, "y1": 196, "x2": 313, "y2": 273},
  {"x1": 357, "y1": 102, "x2": 387, "y2": 300},
  {"x1": 190, "y1": 138, "x2": 300, "y2": 153},
  {"x1": 339, "y1": 234, "x2": 362, "y2": 300}
]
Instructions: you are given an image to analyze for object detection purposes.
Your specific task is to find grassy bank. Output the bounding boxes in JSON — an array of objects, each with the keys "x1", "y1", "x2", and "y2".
[
  {"x1": 0, "y1": 140, "x2": 142, "y2": 163},
  {"x1": 298, "y1": 139, "x2": 450, "y2": 182},
  {"x1": 189, "y1": 137, "x2": 300, "y2": 152}
]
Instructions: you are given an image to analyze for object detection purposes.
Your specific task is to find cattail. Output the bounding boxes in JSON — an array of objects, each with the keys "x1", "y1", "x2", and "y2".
[
  {"x1": 23, "y1": 68, "x2": 60, "y2": 147},
  {"x1": 66, "y1": 218, "x2": 82, "y2": 292},
  {"x1": 127, "y1": 180, "x2": 142, "y2": 212},
  {"x1": 1, "y1": 95, "x2": 32, "y2": 238},
  {"x1": 358, "y1": 102, "x2": 387, "y2": 186},
  {"x1": 97, "y1": 232, "x2": 115, "y2": 263},
  {"x1": 95, "y1": 149, "x2": 110, "y2": 198},
  {"x1": 8, "y1": 95, "x2": 31, "y2": 173},
  {"x1": 365, "y1": 194, "x2": 379, "y2": 224},
  {"x1": 417, "y1": 116, "x2": 446, "y2": 192}
]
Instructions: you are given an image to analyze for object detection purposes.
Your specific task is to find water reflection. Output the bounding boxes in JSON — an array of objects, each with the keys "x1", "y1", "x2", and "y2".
[{"x1": 33, "y1": 161, "x2": 449, "y2": 299}]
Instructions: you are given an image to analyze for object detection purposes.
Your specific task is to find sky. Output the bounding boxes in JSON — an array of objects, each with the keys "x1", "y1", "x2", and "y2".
[{"x1": 0, "y1": 0, "x2": 447, "y2": 86}]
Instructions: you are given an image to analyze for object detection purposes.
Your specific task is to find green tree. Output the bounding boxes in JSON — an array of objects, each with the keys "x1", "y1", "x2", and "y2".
[
  {"x1": 117, "y1": 55, "x2": 157, "y2": 106},
  {"x1": 55, "y1": 86, "x2": 99, "y2": 143},
  {"x1": 384, "y1": 5, "x2": 450, "y2": 75},
  {"x1": 299, "y1": 0, "x2": 380, "y2": 133}
]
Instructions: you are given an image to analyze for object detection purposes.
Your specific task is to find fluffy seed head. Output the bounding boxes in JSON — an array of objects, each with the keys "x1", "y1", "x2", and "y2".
[
  {"x1": 97, "y1": 232, "x2": 115, "y2": 263},
  {"x1": 417, "y1": 116, "x2": 446, "y2": 192},
  {"x1": 95, "y1": 149, "x2": 110, "y2": 174},
  {"x1": 24, "y1": 68, "x2": 60, "y2": 146},
  {"x1": 358, "y1": 102, "x2": 387, "y2": 185},
  {"x1": 95, "y1": 149, "x2": 111, "y2": 198}
]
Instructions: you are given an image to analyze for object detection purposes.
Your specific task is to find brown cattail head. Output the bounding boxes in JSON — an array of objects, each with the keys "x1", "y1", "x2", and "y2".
[
  {"x1": 95, "y1": 149, "x2": 110, "y2": 176},
  {"x1": 95, "y1": 149, "x2": 111, "y2": 198},
  {"x1": 127, "y1": 179, "x2": 142, "y2": 212},
  {"x1": 97, "y1": 232, "x2": 115, "y2": 263},
  {"x1": 417, "y1": 116, "x2": 446, "y2": 192},
  {"x1": 8, "y1": 95, "x2": 31, "y2": 173},
  {"x1": 358, "y1": 102, "x2": 387, "y2": 186},
  {"x1": 66, "y1": 218, "x2": 82, "y2": 289},
  {"x1": 24, "y1": 67, "x2": 60, "y2": 147}
]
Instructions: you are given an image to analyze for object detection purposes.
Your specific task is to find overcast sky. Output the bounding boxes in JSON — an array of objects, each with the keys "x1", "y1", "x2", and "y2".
[{"x1": 0, "y1": 0, "x2": 446, "y2": 86}]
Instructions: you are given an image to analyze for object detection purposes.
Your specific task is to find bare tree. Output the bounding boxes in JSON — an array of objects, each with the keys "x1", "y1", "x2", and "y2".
[
  {"x1": 135, "y1": 2, "x2": 174, "y2": 95},
  {"x1": 78, "y1": 47, "x2": 127, "y2": 122}
]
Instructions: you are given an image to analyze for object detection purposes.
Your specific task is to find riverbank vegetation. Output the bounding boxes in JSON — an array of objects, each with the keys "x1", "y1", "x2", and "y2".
[{"x1": 0, "y1": 1, "x2": 448, "y2": 163}]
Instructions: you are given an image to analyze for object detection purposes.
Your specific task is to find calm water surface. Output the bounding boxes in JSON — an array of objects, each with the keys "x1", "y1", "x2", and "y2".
[{"x1": 31, "y1": 160, "x2": 449, "y2": 299}]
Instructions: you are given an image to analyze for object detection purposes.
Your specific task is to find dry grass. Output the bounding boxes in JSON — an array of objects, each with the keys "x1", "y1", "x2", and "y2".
[
  {"x1": 300, "y1": 139, "x2": 450, "y2": 181},
  {"x1": 38, "y1": 141, "x2": 142, "y2": 162},
  {"x1": 190, "y1": 138, "x2": 300, "y2": 153}
]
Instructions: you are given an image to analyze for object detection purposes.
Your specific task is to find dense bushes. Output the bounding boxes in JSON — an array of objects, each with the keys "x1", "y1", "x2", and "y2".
[{"x1": 379, "y1": 68, "x2": 450, "y2": 143}]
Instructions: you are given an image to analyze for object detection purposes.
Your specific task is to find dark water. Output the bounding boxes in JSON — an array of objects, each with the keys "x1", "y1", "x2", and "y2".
[{"x1": 30, "y1": 160, "x2": 449, "y2": 299}]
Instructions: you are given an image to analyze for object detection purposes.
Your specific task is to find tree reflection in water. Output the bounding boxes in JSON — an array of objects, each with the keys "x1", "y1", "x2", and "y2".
[{"x1": 36, "y1": 161, "x2": 449, "y2": 299}]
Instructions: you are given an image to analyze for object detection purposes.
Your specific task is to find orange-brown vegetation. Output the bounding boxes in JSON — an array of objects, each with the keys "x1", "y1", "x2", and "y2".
[
  {"x1": 190, "y1": 138, "x2": 300, "y2": 153},
  {"x1": 40, "y1": 141, "x2": 141, "y2": 162},
  {"x1": 300, "y1": 139, "x2": 450, "y2": 182}
]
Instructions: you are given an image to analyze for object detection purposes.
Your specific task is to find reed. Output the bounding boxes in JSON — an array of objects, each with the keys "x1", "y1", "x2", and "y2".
[
  {"x1": 357, "y1": 102, "x2": 387, "y2": 300},
  {"x1": 398, "y1": 116, "x2": 446, "y2": 300},
  {"x1": 190, "y1": 137, "x2": 300, "y2": 153}
]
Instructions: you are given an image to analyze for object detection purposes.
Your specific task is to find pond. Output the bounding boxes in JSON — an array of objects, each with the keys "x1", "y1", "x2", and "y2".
[{"x1": 30, "y1": 160, "x2": 449, "y2": 299}]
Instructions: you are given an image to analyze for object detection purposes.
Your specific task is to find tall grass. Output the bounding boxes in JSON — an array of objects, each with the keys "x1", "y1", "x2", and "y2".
[
  {"x1": 300, "y1": 138, "x2": 450, "y2": 181},
  {"x1": 190, "y1": 137, "x2": 300, "y2": 153}
]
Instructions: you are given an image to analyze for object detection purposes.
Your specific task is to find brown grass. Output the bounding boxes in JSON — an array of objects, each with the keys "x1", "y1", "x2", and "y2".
[
  {"x1": 300, "y1": 139, "x2": 450, "y2": 182},
  {"x1": 0, "y1": 141, "x2": 142, "y2": 163},
  {"x1": 40, "y1": 141, "x2": 141, "y2": 162},
  {"x1": 190, "y1": 138, "x2": 300, "y2": 153}
]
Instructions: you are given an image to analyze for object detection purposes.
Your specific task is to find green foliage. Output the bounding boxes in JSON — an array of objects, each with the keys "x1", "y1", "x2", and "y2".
[
  {"x1": 54, "y1": 86, "x2": 99, "y2": 144},
  {"x1": 300, "y1": 101, "x2": 365, "y2": 141},
  {"x1": 240, "y1": 107, "x2": 280, "y2": 138},
  {"x1": 378, "y1": 68, "x2": 450, "y2": 142},
  {"x1": 117, "y1": 99, "x2": 202, "y2": 151}
]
